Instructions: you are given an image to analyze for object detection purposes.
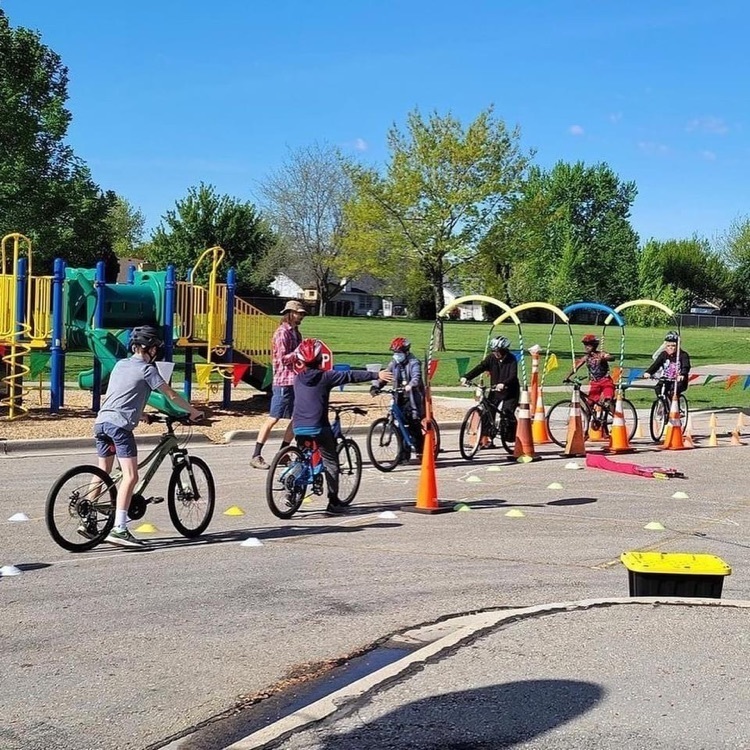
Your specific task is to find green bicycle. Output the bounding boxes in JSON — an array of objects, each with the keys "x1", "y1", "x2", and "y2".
[{"x1": 45, "y1": 414, "x2": 215, "y2": 552}]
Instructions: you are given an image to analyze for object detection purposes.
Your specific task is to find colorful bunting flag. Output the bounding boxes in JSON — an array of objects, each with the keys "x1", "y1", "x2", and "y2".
[
  {"x1": 29, "y1": 351, "x2": 51, "y2": 379},
  {"x1": 261, "y1": 366, "x2": 273, "y2": 390},
  {"x1": 688, "y1": 373, "x2": 700, "y2": 382},
  {"x1": 611, "y1": 366, "x2": 622, "y2": 383},
  {"x1": 428, "y1": 359, "x2": 439, "y2": 380},
  {"x1": 744, "y1": 375, "x2": 750, "y2": 391},
  {"x1": 232, "y1": 363, "x2": 250, "y2": 387},
  {"x1": 456, "y1": 357, "x2": 470, "y2": 378},
  {"x1": 725, "y1": 374, "x2": 740, "y2": 390},
  {"x1": 195, "y1": 364, "x2": 213, "y2": 388},
  {"x1": 703, "y1": 374, "x2": 715, "y2": 386},
  {"x1": 543, "y1": 353, "x2": 558, "y2": 375},
  {"x1": 626, "y1": 368, "x2": 645, "y2": 385}
]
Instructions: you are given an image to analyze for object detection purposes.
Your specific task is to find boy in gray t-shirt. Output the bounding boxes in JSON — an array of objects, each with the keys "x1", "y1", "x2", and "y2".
[{"x1": 93, "y1": 325, "x2": 203, "y2": 548}]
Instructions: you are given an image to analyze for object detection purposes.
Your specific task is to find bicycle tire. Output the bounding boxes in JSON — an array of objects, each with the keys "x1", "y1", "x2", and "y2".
[
  {"x1": 603, "y1": 398, "x2": 639, "y2": 440},
  {"x1": 545, "y1": 399, "x2": 574, "y2": 448},
  {"x1": 336, "y1": 439, "x2": 362, "y2": 506},
  {"x1": 366, "y1": 417, "x2": 403, "y2": 472},
  {"x1": 45, "y1": 465, "x2": 116, "y2": 552},
  {"x1": 426, "y1": 418, "x2": 441, "y2": 458},
  {"x1": 266, "y1": 446, "x2": 307, "y2": 519},
  {"x1": 459, "y1": 407, "x2": 484, "y2": 460},
  {"x1": 650, "y1": 395, "x2": 689, "y2": 442},
  {"x1": 167, "y1": 455, "x2": 216, "y2": 537}
]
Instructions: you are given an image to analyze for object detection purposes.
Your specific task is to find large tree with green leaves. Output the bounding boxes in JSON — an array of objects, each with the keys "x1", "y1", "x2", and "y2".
[
  {"x1": 260, "y1": 143, "x2": 354, "y2": 316},
  {"x1": 105, "y1": 194, "x2": 146, "y2": 260},
  {"x1": 0, "y1": 10, "x2": 114, "y2": 273},
  {"x1": 343, "y1": 107, "x2": 531, "y2": 336},
  {"x1": 717, "y1": 216, "x2": 750, "y2": 314},
  {"x1": 147, "y1": 183, "x2": 277, "y2": 296},
  {"x1": 505, "y1": 161, "x2": 640, "y2": 307}
]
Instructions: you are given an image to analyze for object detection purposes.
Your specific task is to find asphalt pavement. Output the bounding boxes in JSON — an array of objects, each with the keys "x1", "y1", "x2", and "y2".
[{"x1": 1, "y1": 407, "x2": 749, "y2": 750}]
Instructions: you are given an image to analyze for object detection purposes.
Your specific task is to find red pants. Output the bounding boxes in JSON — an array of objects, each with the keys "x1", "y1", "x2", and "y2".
[{"x1": 588, "y1": 377, "x2": 614, "y2": 404}]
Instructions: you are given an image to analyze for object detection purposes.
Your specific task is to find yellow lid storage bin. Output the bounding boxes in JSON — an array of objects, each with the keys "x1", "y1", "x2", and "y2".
[{"x1": 620, "y1": 552, "x2": 731, "y2": 599}]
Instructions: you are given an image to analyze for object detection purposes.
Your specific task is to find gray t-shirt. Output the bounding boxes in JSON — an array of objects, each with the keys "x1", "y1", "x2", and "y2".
[{"x1": 95, "y1": 355, "x2": 166, "y2": 431}]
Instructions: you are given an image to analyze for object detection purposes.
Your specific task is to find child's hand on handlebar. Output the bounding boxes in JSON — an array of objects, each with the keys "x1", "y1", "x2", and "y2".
[{"x1": 188, "y1": 408, "x2": 205, "y2": 423}]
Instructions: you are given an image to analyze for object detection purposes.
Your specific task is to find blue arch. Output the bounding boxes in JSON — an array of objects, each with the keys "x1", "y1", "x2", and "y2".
[{"x1": 562, "y1": 302, "x2": 625, "y2": 328}]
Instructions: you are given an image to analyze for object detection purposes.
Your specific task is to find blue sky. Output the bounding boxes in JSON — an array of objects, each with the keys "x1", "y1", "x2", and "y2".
[{"x1": 4, "y1": 0, "x2": 749, "y2": 243}]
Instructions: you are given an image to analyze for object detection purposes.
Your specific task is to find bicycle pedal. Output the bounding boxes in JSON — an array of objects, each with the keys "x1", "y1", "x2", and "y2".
[{"x1": 149, "y1": 496, "x2": 165, "y2": 505}]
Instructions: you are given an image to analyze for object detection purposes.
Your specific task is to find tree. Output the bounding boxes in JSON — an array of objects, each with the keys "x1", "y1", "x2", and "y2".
[
  {"x1": 0, "y1": 10, "x2": 114, "y2": 272},
  {"x1": 260, "y1": 143, "x2": 355, "y2": 316},
  {"x1": 105, "y1": 194, "x2": 146, "y2": 260},
  {"x1": 147, "y1": 183, "x2": 277, "y2": 296},
  {"x1": 502, "y1": 162, "x2": 640, "y2": 307},
  {"x1": 637, "y1": 237, "x2": 729, "y2": 322},
  {"x1": 717, "y1": 216, "x2": 750, "y2": 314},
  {"x1": 343, "y1": 107, "x2": 531, "y2": 345}
]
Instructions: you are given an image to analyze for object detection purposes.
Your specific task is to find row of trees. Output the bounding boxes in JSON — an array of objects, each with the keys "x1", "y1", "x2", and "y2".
[{"x1": 4, "y1": 8, "x2": 750, "y2": 322}]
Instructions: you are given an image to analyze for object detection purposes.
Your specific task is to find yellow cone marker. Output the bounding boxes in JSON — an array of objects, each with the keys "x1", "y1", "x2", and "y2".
[
  {"x1": 517, "y1": 455, "x2": 533, "y2": 464},
  {"x1": 453, "y1": 502, "x2": 471, "y2": 512},
  {"x1": 565, "y1": 462, "x2": 583, "y2": 470},
  {"x1": 135, "y1": 522, "x2": 158, "y2": 533},
  {"x1": 486, "y1": 465, "x2": 504, "y2": 472},
  {"x1": 505, "y1": 509, "x2": 525, "y2": 518},
  {"x1": 466, "y1": 475, "x2": 482, "y2": 483},
  {"x1": 547, "y1": 482, "x2": 563, "y2": 490},
  {"x1": 672, "y1": 491, "x2": 689, "y2": 499},
  {"x1": 302, "y1": 496, "x2": 313, "y2": 504},
  {"x1": 223, "y1": 506, "x2": 245, "y2": 516},
  {"x1": 644, "y1": 521, "x2": 665, "y2": 530}
]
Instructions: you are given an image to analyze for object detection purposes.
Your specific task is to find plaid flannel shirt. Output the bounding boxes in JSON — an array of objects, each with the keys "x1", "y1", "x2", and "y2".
[{"x1": 271, "y1": 322, "x2": 302, "y2": 387}]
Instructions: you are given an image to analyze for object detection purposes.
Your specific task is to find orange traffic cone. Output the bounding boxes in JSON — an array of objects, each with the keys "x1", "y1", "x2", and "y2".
[
  {"x1": 531, "y1": 386, "x2": 552, "y2": 445},
  {"x1": 634, "y1": 420, "x2": 645, "y2": 440},
  {"x1": 730, "y1": 429, "x2": 746, "y2": 447},
  {"x1": 661, "y1": 389, "x2": 687, "y2": 450},
  {"x1": 606, "y1": 392, "x2": 634, "y2": 453},
  {"x1": 682, "y1": 414, "x2": 696, "y2": 448},
  {"x1": 402, "y1": 422, "x2": 453, "y2": 514},
  {"x1": 587, "y1": 413, "x2": 607, "y2": 443},
  {"x1": 563, "y1": 389, "x2": 586, "y2": 457},
  {"x1": 514, "y1": 389, "x2": 538, "y2": 461}
]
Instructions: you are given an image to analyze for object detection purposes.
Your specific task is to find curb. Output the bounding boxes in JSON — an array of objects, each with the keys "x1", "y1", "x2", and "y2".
[{"x1": 164, "y1": 597, "x2": 750, "y2": 750}]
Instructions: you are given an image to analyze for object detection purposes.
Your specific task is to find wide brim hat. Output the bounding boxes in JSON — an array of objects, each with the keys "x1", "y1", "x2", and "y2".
[{"x1": 281, "y1": 300, "x2": 307, "y2": 315}]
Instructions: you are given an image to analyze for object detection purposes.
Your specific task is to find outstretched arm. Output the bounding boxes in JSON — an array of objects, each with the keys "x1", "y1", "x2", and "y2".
[{"x1": 158, "y1": 383, "x2": 204, "y2": 421}]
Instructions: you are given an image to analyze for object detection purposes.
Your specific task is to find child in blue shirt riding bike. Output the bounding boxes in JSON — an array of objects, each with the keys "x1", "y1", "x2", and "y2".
[{"x1": 292, "y1": 338, "x2": 391, "y2": 514}]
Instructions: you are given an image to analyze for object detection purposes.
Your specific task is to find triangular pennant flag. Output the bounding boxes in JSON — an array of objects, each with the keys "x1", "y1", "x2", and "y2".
[
  {"x1": 703, "y1": 374, "x2": 715, "y2": 385},
  {"x1": 0, "y1": 344, "x2": 6, "y2": 357},
  {"x1": 427, "y1": 359, "x2": 439, "y2": 380},
  {"x1": 626, "y1": 368, "x2": 644, "y2": 385},
  {"x1": 543, "y1": 352, "x2": 558, "y2": 375},
  {"x1": 456, "y1": 357, "x2": 470, "y2": 378},
  {"x1": 195, "y1": 364, "x2": 213, "y2": 388},
  {"x1": 744, "y1": 375, "x2": 750, "y2": 390},
  {"x1": 689, "y1": 373, "x2": 700, "y2": 382},
  {"x1": 232, "y1": 363, "x2": 250, "y2": 387},
  {"x1": 611, "y1": 366, "x2": 622, "y2": 383},
  {"x1": 725, "y1": 374, "x2": 740, "y2": 390},
  {"x1": 28, "y1": 351, "x2": 51, "y2": 379},
  {"x1": 261, "y1": 366, "x2": 273, "y2": 390}
]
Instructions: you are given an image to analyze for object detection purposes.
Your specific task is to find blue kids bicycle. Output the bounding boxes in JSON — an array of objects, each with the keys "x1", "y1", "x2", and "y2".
[
  {"x1": 366, "y1": 387, "x2": 441, "y2": 472},
  {"x1": 265, "y1": 405, "x2": 366, "y2": 519}
]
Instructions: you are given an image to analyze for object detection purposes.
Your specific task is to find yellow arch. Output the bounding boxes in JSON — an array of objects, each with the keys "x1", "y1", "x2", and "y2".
[
  {"x1": 491, "y1": 301, "x2": 569, "y2": 327},
  {"x1": 437, "y1": 295, "x2": 521, "y2": 326},
  {"x1": 604, "y1": 299, "x2": 675, "y2": 325}
]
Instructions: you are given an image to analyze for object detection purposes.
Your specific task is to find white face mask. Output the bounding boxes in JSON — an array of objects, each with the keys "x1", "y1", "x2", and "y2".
[{"x1": 393, "y1": 352, "x2": 406, "y2": 364}]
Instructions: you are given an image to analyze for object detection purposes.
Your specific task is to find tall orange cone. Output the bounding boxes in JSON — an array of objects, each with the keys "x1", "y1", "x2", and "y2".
[
  {"x1": 528, "y1": 345, "x2": 541, "y2": 414},
  {"x1": 661, "y1": 389, "x2": 687, "y2": 450},
  {"x1": 563, "y1": 389, "x2": 586, "y2": 457},
  {"x1": 513, "y1": 389, "x2": 538, "y2": 461},
  {"x1": 402, "y1": 405, "x2": 453, "y2": 515},
  {"x1": 606, "y1": 391, "x2": 634, "y2": 453},
  {"x1": 531, "y1": 386, "x2": 552, "y2": 445}
]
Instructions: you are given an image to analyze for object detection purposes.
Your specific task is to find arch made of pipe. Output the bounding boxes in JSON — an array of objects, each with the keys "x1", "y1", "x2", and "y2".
[{"x1": 604, "y1": 299, "x2": 675, "y2": 325}]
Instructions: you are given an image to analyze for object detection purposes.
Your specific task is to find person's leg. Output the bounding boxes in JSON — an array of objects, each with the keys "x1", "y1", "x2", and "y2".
[
  {"x1": 252, "y1": 387, "x2": 292, "y2": 468},
  {"x1": 104, "y1": 428, "x2": 143, "y2": 547},
  {"x1": 317, "y1": 427, "x2": 343, "y2": 512}
]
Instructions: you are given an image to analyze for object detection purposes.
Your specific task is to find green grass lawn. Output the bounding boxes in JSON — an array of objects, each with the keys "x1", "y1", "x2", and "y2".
[{"x1": 56, "y1": 317, "x2": 750, "y2": 411}]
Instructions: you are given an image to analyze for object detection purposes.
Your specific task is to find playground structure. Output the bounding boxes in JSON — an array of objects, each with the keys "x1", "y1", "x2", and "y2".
[{"x1": 0, "y1": 233, "x2": 277, "y2": 420}]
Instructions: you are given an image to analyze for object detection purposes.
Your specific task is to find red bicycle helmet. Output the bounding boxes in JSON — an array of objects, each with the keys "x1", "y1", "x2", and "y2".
[
  {"x1": 390, "y1": 337, "x2": 411, "y2": 353},
  {"x1": 295, "y1": 338, "x2": 324, "y2": 369},
  {"x1": 581, "y1": 333, "x2": 599, "y2": 346}
]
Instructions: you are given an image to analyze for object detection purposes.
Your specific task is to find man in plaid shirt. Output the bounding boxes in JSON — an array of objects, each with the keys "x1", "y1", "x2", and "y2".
[{"x1": 250, "y1": 299, "x2": 307, "y2": 469}]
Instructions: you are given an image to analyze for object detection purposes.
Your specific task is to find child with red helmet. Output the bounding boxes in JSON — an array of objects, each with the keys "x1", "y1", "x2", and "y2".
[
  {"x1": 566, "y1": 333, "x2": 615, "y2": 405},
  {"x1": 292, "y1": 339, "x2": 391, "y2": 514}
]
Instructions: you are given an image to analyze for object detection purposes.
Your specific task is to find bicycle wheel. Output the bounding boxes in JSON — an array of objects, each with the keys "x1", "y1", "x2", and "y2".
[
  {"x1": 679, "y1": 394, "x2": 689, "y2": 426},
  {"x1": 426, "y1": 418, "x2": 441, "y2": 458},
  {"x1": 459, "y1": 407, "x2": 483, "y2": 460},
  {"x1": 366, "y1": 417, "x2": 403, "y2": 472},
  {"x1": 266, "y1": 446, "x2": 307, "y2": 519},
  {"x1": 545, "y1": 400, "x2": 574, "y2": 448},
  {"x1": 649, "y1": 398, "x2": 667, "y2": 442},
  {"x1": 603, "y1": 398, "x2": 639, "y2": 440},
  {"x1": 167, "y1": 456, "x2": 216, "y2": 537},
  {"x1": 336, "y1": 439, "x2": 362, "y2": 506},
  {"x1": 45, "y1": 465, "x2": 116, "y2": 552}
]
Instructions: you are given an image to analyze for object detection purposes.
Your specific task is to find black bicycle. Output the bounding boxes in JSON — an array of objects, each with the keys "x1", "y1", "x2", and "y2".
[
  {"x1": 266, "y1": 404, "x2": 366, "y2": 519},
  {"x1": 545, "y1": 376, "x2": 638, "y2": 448},
  {"x1": 458, "y1": 381, "x2": 517, "y2": 460},
  {"x1": 648, "y1": 377, "x2": 689, "y2": 442}
]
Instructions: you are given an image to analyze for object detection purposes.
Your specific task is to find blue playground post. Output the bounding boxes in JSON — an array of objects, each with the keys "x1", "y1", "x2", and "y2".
[
  {"x1": 92, "y1": 260, "x2": 106, "y2": 411},
  {"x1": 50, "y1": 258, "x2": 65, "y2": 412},
  {"x1": 164, "y1": 264, "x2": 175, "y2": 364},
  {"x1": 126, "y1": 264, "x2": 136, "y2": 285},
  {"x1": 222, "y1": 267, "x2": 236, "y2": 408}
]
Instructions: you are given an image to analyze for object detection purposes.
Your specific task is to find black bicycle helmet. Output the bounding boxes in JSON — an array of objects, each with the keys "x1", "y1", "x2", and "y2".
[
  {"x1": 130, "y1": 325, "x2": 163, "y2": 351},
  {"x1": 664, "y1": 330, "x2": 679, "y2": 343}
]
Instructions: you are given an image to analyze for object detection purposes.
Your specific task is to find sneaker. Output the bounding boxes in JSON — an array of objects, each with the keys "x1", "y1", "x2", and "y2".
[
  {"x1": 250, "y1": 455, "x2": 269, "y2": 470},
  {"x1": 77, "y1": 523, "x2": 97, "y2": 540},
  {"x1": 105, "y1": 527, "x2": 144, "y2": 548},
  {"x1": 325, "y1": 501, "x2": 348, "y2": 516}
]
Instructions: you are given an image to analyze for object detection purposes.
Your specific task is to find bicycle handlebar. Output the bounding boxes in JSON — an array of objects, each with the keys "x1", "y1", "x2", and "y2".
[
  {"x1": 330, "y1": 405, "x2": 368, "y2": 417},
  {"x1": 144, "y1": 413, "x2": 204, "y2": 426}
]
